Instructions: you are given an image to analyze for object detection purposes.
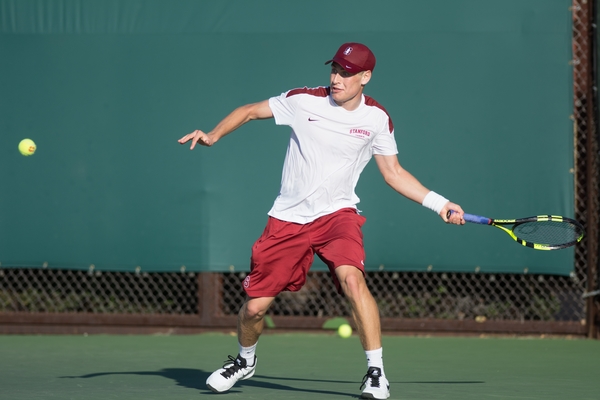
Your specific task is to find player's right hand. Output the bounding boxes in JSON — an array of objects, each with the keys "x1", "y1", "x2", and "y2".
[
  {"x1": 442, "y1": 203, "x2": 465, "y2": 225},
  {"x1": 178, "y1": 130, "x2": 215, "y2": 149}
]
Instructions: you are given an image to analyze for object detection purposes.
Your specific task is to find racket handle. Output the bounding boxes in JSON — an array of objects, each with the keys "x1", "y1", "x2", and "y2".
[{"x1": 447, "y1": 210, "x2": 492, "y2": 225}]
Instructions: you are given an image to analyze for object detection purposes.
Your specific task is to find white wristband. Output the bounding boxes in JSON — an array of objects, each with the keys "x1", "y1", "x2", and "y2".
[{"x1": 422, "y1": 191, "x2": 449, "y2": 215}]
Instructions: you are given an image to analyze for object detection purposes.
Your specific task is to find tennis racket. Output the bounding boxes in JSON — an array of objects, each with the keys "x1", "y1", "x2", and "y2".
[{"x1": 448, "y1": 211, "x2": 585, "y2": 250}]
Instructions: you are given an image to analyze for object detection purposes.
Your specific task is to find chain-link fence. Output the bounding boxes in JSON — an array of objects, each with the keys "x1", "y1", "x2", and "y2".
[
  {"x1": 0, "y1": 267, "x2": 590, "y2": 334},
  {"x1": 1, "y1": 1, "x2": 598, "y2": 337},
  {"x1": 0, "y1": 268, "x2": 197, "y2": 314},
  {"x1": 221, "y1": 270, "x2": 584, "y2": 322}
]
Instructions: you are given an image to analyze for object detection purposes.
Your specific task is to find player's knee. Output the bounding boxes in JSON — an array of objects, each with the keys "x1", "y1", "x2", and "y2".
[
  {"x1": 339, "y1": 270, "x2": 366, "y2": 299},
  {"x1": 241, "y1": 299, "x2": 271, "y2": 321}
]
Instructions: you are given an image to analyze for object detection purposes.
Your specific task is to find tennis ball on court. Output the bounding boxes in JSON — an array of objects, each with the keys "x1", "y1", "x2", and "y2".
[
  {"x1": 338, "y1": 323, "x2": 352, "y2": 338},
  {"x1": 18, "y1": 138, "x2": 36, "y2": 156}
]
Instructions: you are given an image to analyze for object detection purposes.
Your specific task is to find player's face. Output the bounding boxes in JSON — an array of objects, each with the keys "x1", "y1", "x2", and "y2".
[{"x1": 330, "y1": 63, "x2": 371, "y2": 111}]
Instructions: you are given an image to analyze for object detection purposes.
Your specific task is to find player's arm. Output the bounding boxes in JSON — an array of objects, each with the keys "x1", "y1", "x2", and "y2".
[
  {"x1": 373, "y1": 154, "x2": 464, "y2": 224},
  {"x1": 178, "y1": 99, "x2": 273, "y2": 149}
]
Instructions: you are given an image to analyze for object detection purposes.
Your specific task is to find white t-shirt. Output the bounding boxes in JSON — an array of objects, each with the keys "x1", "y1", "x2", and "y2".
[{"x1": 267, "y1": 86, "x2": 398, "y2": 224}]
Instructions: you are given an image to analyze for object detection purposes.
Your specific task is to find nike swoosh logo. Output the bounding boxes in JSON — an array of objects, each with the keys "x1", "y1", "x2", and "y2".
[{"x1": 308, "y1": 118, "x2": 318, "y2": 121}]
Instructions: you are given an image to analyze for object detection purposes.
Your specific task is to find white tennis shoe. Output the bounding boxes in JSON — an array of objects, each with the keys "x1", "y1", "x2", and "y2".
[
  {"x1": 360, "y1": 366, "x2": 390, "y2": 399},
  {"x1": 206, "y1": 354, "x2": 257, "y2": 393}
]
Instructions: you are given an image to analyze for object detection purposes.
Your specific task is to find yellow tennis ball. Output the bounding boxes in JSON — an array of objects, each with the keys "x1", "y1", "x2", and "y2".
[
  {"x1": 338, "y1": 323, "x2": 352, "y2": 338},
  {"x1": 18, "y1": 138, "x2": 36, "y2": 156}
]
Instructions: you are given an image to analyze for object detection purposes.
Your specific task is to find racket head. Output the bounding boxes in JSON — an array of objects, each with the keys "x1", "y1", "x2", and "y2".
[{"x1": 495, "y1": 215, "x2": 585, "y2": 250}]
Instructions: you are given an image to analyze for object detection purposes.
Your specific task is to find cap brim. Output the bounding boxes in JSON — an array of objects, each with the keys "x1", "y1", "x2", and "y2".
[{"x1": 324, "y1": 57, "x2": 364, "y2": 74}]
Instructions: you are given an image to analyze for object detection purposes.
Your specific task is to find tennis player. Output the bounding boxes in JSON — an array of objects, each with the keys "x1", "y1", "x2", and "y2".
[{"x1": 179, "y1": 42, "x2": 465, "y2": 399}]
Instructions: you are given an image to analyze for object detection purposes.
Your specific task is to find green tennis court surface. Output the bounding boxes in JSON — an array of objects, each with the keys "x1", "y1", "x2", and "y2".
[{"x1": 0, "y1": 333, "x2": 597, "y2": 399}]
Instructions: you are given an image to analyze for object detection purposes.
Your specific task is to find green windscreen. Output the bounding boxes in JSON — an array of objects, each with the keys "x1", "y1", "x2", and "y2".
[{"x1": 0, "y1": 0, "x2": 575, "y2": 275}]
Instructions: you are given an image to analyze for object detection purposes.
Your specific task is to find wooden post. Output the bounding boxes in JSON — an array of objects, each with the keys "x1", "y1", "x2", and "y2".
[
  {"x1": 198, "y1": 272, "x2": 220, "y2": 327},
  {"x1": 582, "y1": 0, "x2": 599, "y2": 339}
]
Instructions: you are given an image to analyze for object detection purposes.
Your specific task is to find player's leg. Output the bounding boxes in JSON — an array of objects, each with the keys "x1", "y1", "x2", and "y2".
[
  {"x1": 206, "y1": 216, "x2": 312, "y2": 393},
  {"x1": 206, "y1": 296, "x2": 274, "y2": 393},
  {"x1": 312, "y1": 209, "x2": 390, "y2": 400},
  {"x1": 238, "y1": 296, "x2": 276, "y2": 346},
  {"x1": 335, "y1": 266, "x2": 389, "y2": 400},
  {"x1": 335, "y1": 265, "x2": 381, "y2": 350}
]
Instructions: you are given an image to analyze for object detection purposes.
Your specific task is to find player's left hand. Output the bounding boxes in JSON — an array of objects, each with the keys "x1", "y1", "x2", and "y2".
[{"x1": 178, "y1": 129, "x2": 216, "y2": 149}]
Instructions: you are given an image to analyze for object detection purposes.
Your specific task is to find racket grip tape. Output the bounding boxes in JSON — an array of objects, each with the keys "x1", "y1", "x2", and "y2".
[{"x1": 447, "y1": 210, "x2": 492, "y2": 225}]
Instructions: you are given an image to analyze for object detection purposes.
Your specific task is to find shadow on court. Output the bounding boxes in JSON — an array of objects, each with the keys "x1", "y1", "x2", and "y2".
[
  {"x1": 61, "y1": 368, "x2": 485, "y2": 397},
  {"x1": 257, "y1": 375, "x2": 485, "y2": 385},
  {"x1": 61, "y1": 368, "x2": 359, "y2": 397}
]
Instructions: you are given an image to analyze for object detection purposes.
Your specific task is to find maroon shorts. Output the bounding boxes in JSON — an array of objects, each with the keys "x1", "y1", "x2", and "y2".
[{"x1": 242, "y1": 208, "x2": 367, "y2": 297}]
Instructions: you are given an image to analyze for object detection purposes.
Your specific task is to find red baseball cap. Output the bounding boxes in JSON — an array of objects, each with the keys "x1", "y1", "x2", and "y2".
[{"x1": 325, "y1": 42, "x2": 376, "y2": 73}]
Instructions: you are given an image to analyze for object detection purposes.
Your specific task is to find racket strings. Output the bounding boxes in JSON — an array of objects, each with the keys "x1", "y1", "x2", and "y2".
[{"x1": 512, "y1": 221, "x2": 583, "y2": 245}]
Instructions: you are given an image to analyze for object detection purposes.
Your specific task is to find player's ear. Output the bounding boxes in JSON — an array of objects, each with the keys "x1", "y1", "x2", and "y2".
[{"x1": 361, "y1": 70, "x2": 372, "y2": 85}]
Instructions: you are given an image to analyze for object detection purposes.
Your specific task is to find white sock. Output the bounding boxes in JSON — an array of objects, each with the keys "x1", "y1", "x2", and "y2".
[
  {"x1": 239, "y1": 342, "x2": 257, "y2": 366},
  {"x1": 365, "y1": 348, "x2": 385, "y2": 376}
]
